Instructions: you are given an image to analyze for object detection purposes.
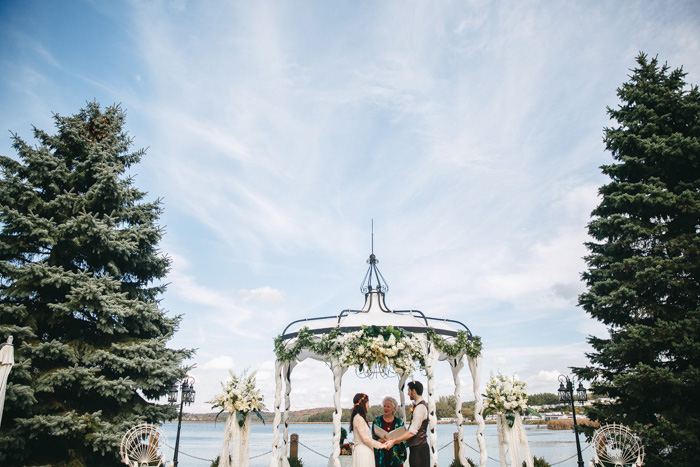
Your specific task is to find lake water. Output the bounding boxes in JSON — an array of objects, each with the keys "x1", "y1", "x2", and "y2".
[{"x1": 162, "y1": 422, "x2": 594, "y2": 467}]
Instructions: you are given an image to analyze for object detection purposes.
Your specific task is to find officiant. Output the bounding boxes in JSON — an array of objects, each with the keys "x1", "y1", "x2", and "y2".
[{"x1": 372, "y1": 396, "x2": 407, "y2": 467}]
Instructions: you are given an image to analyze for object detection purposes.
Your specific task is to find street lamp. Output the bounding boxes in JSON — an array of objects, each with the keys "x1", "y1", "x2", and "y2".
[
  {"x1": 169, "y1": 376, "x2": 195, "y2": 467},
  {"x1": 558, "y1": 375, "x2": 587, "y2": 467}
]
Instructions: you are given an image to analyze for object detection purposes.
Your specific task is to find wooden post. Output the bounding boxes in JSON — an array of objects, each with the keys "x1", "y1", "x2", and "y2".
[
  {"x1": 453, "y1": 432, "x2": 459, "y2": 462},
  {"x1": 290, "y1": 433, "x2": 299, "y2": 458}
]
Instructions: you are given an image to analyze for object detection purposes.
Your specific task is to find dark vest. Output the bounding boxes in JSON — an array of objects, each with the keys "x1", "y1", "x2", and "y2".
[{"x1": 407, "y1": 400, "x2": 428, "y2": 447}]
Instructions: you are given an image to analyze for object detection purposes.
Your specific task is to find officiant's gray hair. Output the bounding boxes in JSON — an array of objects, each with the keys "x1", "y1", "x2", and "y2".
[{"x1": 382, "y1": 396, "x2": 398, "y2": 409}]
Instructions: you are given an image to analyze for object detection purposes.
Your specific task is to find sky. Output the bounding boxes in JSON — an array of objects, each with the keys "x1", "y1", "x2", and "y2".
[{"x1": 1, "y1": 0, "x2": 699, "y2": 414}]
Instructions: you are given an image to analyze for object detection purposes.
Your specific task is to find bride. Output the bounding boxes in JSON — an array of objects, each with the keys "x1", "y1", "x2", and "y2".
[{"x1": 350, "y1": 393, "x2": 387, "y2": 467}]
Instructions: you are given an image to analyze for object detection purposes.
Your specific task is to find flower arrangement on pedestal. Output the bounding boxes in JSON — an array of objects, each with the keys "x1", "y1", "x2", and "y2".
[
  {"x1": 483, "y1": 372, "x2": 534, "y2": 427},
  {"x1": 483, "y1": 373, "x2": 536, "y2": 467},
  {"x1": 209, "y1": 369, "x2": 265, "y2": 467},
  {"x1": 210, "y1": 368, "x2": 266, "y2": 425}
]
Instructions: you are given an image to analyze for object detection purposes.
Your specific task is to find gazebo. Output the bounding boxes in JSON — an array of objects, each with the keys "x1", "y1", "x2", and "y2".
[{"x1": 270, "y1": 252, "x2": 487, "y2": 467}]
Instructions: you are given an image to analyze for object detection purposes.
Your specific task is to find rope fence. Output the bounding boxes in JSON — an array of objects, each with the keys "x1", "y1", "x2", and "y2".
[
  {"x1": 549, "y1": 443, "x2": 591, "y2": 466},
  {"x1": 298, "y1": 440, "x2": 331, "y2": 459},
  {"x1": 163, "y1": 442, "x2": 217, "y2": 462},
  {"x1": 165, "y1": 432, "x2": 593, "y2": 465}
]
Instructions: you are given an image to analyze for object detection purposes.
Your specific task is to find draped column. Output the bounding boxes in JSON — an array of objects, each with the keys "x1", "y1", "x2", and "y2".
[
  {"x1": 468, "y1": 355, "x2": 487, "y2": 467},
  {"x1": 449, "y1": 356, "x2": 469, "y2": 467},
  {"x1": 270, "y1": 359, "x2": 284, "y2": 467},
  {"x1": 398, "y1": 373, "x2": 409, "y2": 424},
  {"x1": 425, "y1": 343, "x2": 440, "y2": 467},
  {"x1": 281, "y1": 361, "x2": 297, "y2": 467},
  {"x1": 330, "y1": 361, "x2": 348, "y2": 467}
]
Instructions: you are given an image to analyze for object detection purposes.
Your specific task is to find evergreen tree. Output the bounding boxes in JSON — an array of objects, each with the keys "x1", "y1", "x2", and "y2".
[
  {"x1": 0, "y1": 102, "x2": 194, "y2": 465},
  {"x1": 576, "y1": 54, "x2": 700, "y2": 466}
]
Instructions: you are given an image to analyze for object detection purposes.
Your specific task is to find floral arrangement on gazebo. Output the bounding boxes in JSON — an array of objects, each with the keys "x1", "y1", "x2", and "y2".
[
  {"x1": 483, "y1": 373, "x2": 535, "y2": 467},
  {"x1": 275, "y1": 325, "x2": 481, "y2": 378},
  {"x1": 210, "y1": 369, "x2": 265, "y2": 467},
  {"x1": 269, "y1": 251, "x2": 488, "y2": 467}
]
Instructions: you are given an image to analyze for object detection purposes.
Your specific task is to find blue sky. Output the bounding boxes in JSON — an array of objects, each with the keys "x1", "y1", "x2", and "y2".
[{"x1": 1, "y1": 1, "x2": 699, "y2": 413}]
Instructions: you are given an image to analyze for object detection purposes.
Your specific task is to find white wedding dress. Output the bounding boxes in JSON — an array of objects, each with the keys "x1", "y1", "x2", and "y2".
[{"x1": 352, "y1": 414, "x2": 382, "y2": 467}]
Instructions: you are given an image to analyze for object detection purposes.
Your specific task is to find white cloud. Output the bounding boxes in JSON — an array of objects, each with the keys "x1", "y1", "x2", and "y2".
[
  {"x1": 237, "y1": 286, "x2": 286, "y2": 303},
  {"x1": 202, "y1": 355, "x2": 235, "y2": 370},
  {"x1": 524, "y1": 370, "x2": 563, "y2": 394}
]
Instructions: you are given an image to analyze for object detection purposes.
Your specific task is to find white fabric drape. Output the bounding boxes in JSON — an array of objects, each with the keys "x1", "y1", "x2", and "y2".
[
  {"x1": 330, "y1": 361, "x2": 348, "y2": 467},
  {"x1": 449, "y1": 356, "x2": 469, "y2": 467},
  {"x1": 496, "y1": 412, "x2": 533, "y2": 467},
  {"x1": 220, "y1": 415, "x2": 235, "y2": 467},
  {"x1": 425, "y1": 342, "x2": 440, "y2": 467},
  {"x1": 219, "y1": 412, "x2": 252, "y2": 467},
  {"x1": 398, "y1": 373, "x2": 409, "y2": 426},
  {"x1": 270, "y1": 359, "x2": 284, "y2": 467},
  {"x1": 468, "y1": 355, "x2": 487, "y2": 467},
  {"x1": 0, "y1": 336, "x2": 14, "y2": 427},
  {"x1": 281, "y1": 361, "x2": 296, "y2": 467}
]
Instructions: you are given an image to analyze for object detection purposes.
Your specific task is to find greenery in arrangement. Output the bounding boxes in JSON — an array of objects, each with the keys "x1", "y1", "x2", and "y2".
[
  {"x1": 575, "y1": 53, "x2": 700, "y2": 466},
  {"x1": 288, "y1": 456, "x2": 304, "y2": 467},
  {"x1": 274, "y1": 325, "x2": 482, "y2": 374},
  {"x1": 483, "y1": 373, "x2": 539, "y2": 428},
  {"x1": 0, "y1": 103, "x2": 193, "y2": 465},
  {"x1": 209, "y1": 369, "x2": 265, "y2": 427}
]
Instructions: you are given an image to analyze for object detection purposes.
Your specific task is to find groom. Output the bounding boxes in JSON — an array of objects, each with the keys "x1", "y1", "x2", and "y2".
[{"x1": 386, "y1": 381, "x2": 429, "y2": 467}]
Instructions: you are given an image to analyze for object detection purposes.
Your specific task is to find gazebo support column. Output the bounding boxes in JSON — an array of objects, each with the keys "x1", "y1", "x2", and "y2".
[
  {"x1": 270, "y1": 359, "x2": 284, "y2": 467},
  {"x1": 281, "y1": 360, "x2": 297, "y2": 467},
  {"x1": 425, "y1": 343, "x2": 440, "y2": 467},
  {"x1": 398, "y1": 373, "x2": 409, "y2": 423},
  {"x1": 449, "y1": 356, "x2": 469, "y2": 466},
  {"x1": 330, "y1": 361, "x2": 348, "y2": 467},
  {"x1": 468, "y1": 355, "x2": 487, "y2": 467}
]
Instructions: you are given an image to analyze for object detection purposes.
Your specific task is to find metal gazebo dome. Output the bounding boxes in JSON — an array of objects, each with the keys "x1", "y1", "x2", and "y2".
[{"x1": 269, "y1": 252, "x2": 487, "y2": 467}]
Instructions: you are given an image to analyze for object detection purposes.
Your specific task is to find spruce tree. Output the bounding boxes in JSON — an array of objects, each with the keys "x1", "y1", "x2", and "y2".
[
  {"x1": 0, "y1": 102, "x2": 194, "y2": 465},
  {"x1": 576, "y1": 54, "x2": 700, "y2": 466}
]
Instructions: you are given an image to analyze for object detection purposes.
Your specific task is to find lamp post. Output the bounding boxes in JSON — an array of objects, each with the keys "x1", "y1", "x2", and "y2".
[
  {"x1": 169, "y1": 376, "x2": 195, "y2": 467},
  {"x1": 558, "y1": 375, "x2": 587, "y2": 467}
]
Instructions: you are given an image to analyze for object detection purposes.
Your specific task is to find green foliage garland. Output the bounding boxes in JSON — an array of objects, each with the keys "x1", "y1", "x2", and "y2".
[
  {"x1": 427, "y1": 328, "x2": 482, "y2": 359},
  {"x1": 274, "y1": 325, "x2": 482, "y2": 368}
]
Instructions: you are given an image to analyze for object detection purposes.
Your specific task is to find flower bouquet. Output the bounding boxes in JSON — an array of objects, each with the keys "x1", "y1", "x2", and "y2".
[
  {"x1": 483, "y1": 373, "x2": 539, "y2": 428},
  {"x1": 329, "y1": 325, "x2": 425, "y2": 376},
  {"x1": 209, "y1": 368, "x2": 266, "y2": 426}
]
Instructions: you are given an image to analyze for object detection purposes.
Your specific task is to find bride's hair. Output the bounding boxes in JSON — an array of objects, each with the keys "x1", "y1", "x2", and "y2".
[{"x1": 349, "y1": 393, "x2": 368, "y2": 432}]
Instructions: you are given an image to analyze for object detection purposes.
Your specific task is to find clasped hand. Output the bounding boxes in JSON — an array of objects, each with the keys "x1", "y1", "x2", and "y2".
[{"x1": 379, "y1": 437, "x2": 395, "y2": 450}]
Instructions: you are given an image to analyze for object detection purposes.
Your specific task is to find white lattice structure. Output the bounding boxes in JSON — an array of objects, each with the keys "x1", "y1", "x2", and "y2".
[
  {"x1": 120, "y1": 423, "x2": 172, "y2": 467},
  {"x1": 590, "y1": 423, "x2": 645, "y2": 467},
  {"x1": 270, "y1": 252, "x2": 486, "y2": 467}
]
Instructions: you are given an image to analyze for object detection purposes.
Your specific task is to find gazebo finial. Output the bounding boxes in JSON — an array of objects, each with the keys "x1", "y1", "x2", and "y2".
[{"x1": 361, "y1": 220, "x2": 389, "y2": 294}]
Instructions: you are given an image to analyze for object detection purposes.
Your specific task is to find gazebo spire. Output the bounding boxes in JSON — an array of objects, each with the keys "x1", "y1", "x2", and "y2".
[{"x1": 360, "y1": 220, "x2": 389, "y2": 294}]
